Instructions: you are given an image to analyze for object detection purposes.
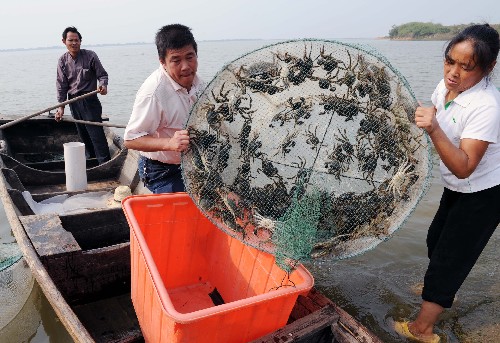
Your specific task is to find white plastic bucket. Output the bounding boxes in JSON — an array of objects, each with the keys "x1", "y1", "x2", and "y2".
[{"x1": 63, "y1": 142, "x2": 87, "y2": 191}]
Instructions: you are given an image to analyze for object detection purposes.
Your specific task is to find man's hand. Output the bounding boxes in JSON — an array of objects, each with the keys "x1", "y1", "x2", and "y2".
[
  {"x1": 55, "y1": 107, "x2": 64, "y2": 122},
  {"x1": 170, "y1": 130, "x2": 190, "y2": 152},
  {"x1": 98, "y1": 85, "x2": 108, "y2": 95}
]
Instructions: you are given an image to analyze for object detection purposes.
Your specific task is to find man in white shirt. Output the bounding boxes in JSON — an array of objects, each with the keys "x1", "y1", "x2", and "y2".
[{"x1": 124, "y1": 24, "x2": 204, "y2": 193}]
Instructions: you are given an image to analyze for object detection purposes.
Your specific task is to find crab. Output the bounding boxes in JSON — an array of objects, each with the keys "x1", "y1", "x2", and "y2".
[
  {"x1": 319, "y1": 94, "x2": 360, "y2": 121},
  {"x1": 270, "y1": 97, "x2": 313, "y2": 127},
  {"x1": 253, "y1": 211, "x2": 277, "y2": 233},
  {"x1": 275, "y1": 45, "x2": 315, "y2": 86},
  {"x1": 274, "y1": 130, "x2": 299, "y2": 157},
  {"x1": 336, "y1": 49, "x2": 360, "y2": 88},
  {"x1": 233, "y1": 65, "x2": 285, "y2": 95},
  {"x1": 386, "y1": 158, "x2": 417, "y2": 197},
  {"x1": 357, "y1": 143, "x2": 378, "y2": 186},
  {"x1": 317, "y1": 45, "x2": 344, "y2": 75},
  {"x1": 304, "y1": 124, "x2": 323, "y2": 150}
]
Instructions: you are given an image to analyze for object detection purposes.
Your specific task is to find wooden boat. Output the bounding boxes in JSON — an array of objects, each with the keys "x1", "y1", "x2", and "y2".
[{"x1": 0, "y1": 114, "x2": 382, "y2": 343}]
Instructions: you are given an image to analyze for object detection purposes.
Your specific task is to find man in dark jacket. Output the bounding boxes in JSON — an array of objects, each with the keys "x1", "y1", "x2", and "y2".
[{"x1": 55, "y1": 26, "x2": 111, "y2": 164}]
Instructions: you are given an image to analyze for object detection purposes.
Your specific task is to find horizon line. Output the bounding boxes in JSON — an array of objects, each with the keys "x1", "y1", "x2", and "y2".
[{"x1": 0, "y1": 37, "x2": 385, "y2": 52}]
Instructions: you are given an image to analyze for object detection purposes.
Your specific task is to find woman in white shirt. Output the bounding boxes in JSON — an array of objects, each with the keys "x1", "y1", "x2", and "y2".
[{"x1": 395, "y1": 24, "x2": 500, "y2": 343}]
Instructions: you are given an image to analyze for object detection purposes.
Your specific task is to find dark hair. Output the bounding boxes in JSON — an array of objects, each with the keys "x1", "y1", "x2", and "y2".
[
  {"x1": 155, "y1": 24, "x2": 197, "y2": 62},
  {"x1": 62, "y1": 26, "x2": 82, "y2": 41},
  {"x1": 445, "y1": 24, "x2": 499, "y2": 73}
]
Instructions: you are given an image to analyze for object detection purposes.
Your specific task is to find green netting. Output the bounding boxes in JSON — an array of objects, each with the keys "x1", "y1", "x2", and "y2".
[
  {"x1": 273, "y1": 181, "x2": 324, "y2": 271},
  {"x1": 0, "y1": 243, "x2": 22, "y2": 272},
  {"x1": 0, "y1": 243, "x2": 34, "y2": 330},
  {"x1": 181, "y1": 39, "x2": 432, "y2": 270}
]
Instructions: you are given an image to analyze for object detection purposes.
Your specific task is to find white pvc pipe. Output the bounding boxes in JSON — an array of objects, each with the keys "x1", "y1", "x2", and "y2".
[{"x1": 63, "y1": 142, "x2": 87, "y2": 192}]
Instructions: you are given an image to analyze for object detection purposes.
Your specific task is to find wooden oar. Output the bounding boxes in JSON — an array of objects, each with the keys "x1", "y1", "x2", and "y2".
[
  {"x1": 0, "y1": 89, "x2": 100, "y2": 130},
  {"x1": 61, "y1": 117, "x2": 126, "y2": 128}
]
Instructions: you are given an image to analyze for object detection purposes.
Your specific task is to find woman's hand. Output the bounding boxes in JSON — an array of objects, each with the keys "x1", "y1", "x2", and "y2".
[
  {"x1": 414, "y1": 102, "x2": 489, "y2": 178},
  {"x1": 415, "y1": 103, "x2": 438, "y2": 134}
]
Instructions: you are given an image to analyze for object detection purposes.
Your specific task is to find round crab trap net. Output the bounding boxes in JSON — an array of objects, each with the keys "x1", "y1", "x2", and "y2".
[
  {"x1": 0, "y1": 242, "x2": 34, "y2": 331},
  {"x1": 182, "y1": 39, "x2": 432, "y2": 271}
]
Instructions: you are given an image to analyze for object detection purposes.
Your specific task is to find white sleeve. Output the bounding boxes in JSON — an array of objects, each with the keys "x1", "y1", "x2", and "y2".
[
  {"x1": 461, "y1": 103, "x2": 500, "y2": 143},
  {"x1": 124, "y1": 94, "x2": 163, "y2": 141}
]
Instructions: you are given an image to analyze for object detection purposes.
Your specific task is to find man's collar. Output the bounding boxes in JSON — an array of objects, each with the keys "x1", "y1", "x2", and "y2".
[{"x1": 68, "y1": 49, "x2": 81, "y2": 60}]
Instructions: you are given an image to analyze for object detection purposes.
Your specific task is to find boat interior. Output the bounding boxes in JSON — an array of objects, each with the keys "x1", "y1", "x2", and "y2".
[{"x1": 0, "y1": 117, "x2": 145, "y2": 341}]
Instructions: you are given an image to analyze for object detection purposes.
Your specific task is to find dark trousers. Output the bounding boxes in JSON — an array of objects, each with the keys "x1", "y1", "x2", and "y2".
[
  {"x1": 138, "y1": 156, "x2": 185, "y2": 194},
  {"x1": 68, "y1": 94, "x2": 111, "y2": 164},
  {"x1": 422, "y1": 184, "x2": 500, "y2": 308}
]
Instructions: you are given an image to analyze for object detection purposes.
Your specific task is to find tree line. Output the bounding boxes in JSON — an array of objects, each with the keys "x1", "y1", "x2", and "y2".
[{"x1": 388, "y1": 22, "x2": 500, "y2": 40}]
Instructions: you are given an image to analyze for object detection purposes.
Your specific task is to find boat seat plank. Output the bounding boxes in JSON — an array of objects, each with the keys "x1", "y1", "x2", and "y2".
[
  {"x1": 331, "y1": 312, "x2": 382, "y2": 343},
  {"x1": 60, "y1": 209, "x2": 130, "y2": 250},
  {"x1": 304, "y1": 288, "x2": 335, "y2": 308},
  {"x1": 42, "y1": 243, "x2": 131, "y2": 305},
  {"x1": 251, "y1": 305, "x2": 338, "y2": 343},
  {"x1": 332, "y1": 321, "x2": 363, "y2": 343},
  {"x1": 289, "y1": 292, "x2": 323, "y2": 321},
  {"x1": 20, "y1": 213, "x2": 81, "y2": 256},
  {"x1": 290, "y1": 289, "x2": 383, "y2": 343},
  {"x1": 289, "y1": 288, "x2": 332, "y2": 322},
  {"x1": 73, "y1": 293, "x2": 143, "y2": 343}
]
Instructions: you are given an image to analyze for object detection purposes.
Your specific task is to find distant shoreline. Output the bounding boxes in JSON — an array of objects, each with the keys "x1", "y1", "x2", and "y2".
[
  {"x1": 388, "y1": 22, "x2": 500, "y2": 41},
  {"x1": 378, "y1": 36, "x2": 450, "y2": 41}
]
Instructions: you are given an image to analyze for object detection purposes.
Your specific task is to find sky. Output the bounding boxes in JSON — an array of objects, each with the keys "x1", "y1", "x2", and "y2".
[{"x1": 1, "y1": 0, "x2": 500, "y2": 50}]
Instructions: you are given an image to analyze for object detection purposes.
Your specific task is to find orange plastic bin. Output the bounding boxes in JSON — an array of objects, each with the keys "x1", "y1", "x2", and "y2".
[{"x1": 122, "y1": 193, "x2": 314, "y2": 343}]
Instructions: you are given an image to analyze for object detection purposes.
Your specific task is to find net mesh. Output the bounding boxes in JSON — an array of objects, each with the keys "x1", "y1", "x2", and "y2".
[
  {"x1": 0, "y1": 243, "x2": 34, "y2": 330},
  {"x1": 182, "y1": 39, "x2": 432, "y2": 271}
]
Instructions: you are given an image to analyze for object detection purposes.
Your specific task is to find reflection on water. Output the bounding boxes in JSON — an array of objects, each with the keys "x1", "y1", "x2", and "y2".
[
  {"x1": 0, "y1": 39, "x2": 498, "y2": 342},
  {"x1": 0, "y1": 278, "x2": 72, "y2": 342},
  {"x1": 0, "y1": 269, "x2": 39, "y2": 343},
  {"x1": 0, "y1": 255, "x2": 34, "y2": 331}
]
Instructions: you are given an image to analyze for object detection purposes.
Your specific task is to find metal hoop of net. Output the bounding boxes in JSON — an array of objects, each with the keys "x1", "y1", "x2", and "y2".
[{"x1": 182, "y1": 39, "x2": 432, "y2": 270}]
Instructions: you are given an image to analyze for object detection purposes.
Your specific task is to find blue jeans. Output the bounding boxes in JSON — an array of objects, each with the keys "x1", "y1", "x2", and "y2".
[{"x1": 138, "y1": 156, "x2": 185, "y2": 194}]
